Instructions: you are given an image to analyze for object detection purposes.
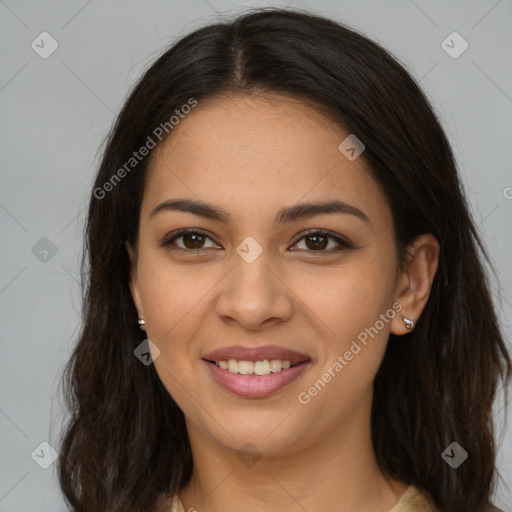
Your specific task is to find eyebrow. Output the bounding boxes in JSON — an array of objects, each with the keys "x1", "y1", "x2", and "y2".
[{"x1": 149, "y1": 198, "x2": 371, "y2": 227}]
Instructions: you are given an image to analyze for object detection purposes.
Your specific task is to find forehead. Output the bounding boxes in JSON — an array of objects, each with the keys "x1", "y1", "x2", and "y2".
[{"x1": 141, "y1": 93, "x2": 391, "y2": 230}]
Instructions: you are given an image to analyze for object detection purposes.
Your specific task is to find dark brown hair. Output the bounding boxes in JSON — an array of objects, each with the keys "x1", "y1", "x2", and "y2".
[{"x1": 57, "y1": 7, "x2": 511, "y2": 511}]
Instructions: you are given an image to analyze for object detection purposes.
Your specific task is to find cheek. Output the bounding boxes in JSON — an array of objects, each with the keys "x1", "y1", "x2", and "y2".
[
  {"x1": 307, "y1": 257, "x2": 396, "y2": 340},
  {"x1": 302, "y1": 248, "x2": 397, "y2": 389},
  {"x1": 136, "y1": 250, "x2": 213, "y2": 340},
  {"x1": 135, "y1": 256, "x2": 208, "y2": 409},
  {"x1": 296, "y1": 279, "x2": 395, "y2": 424}
]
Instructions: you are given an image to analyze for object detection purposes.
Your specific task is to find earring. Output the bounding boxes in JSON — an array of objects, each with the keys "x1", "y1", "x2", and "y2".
[
  {"x1": 137, "y1": 312, "x2": 146, "y2": 331},
  {"x1": 403, "y1": 317, "x2": 415, "y2": 330}
]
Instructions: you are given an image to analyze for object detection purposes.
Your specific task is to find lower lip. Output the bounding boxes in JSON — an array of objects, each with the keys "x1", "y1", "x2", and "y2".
[{"x1": 204, "y1": 360, "x2": 310, "y2": 398}]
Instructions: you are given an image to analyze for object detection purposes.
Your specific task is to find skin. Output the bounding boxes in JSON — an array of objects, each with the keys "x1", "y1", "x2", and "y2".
[{"x1": 126, "y1": 93, "x2": 439, "y2": 512}]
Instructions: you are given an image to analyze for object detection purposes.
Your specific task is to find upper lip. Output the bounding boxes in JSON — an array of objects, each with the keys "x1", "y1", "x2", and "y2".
[{"x1": 202, "y1": 344, "x2": 310, "y2": 364}]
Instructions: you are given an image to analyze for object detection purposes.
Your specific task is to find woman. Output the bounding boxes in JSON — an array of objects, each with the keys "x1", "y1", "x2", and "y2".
[{"x1": 57, "y1": 7, "x2": 511, "y2": 512}]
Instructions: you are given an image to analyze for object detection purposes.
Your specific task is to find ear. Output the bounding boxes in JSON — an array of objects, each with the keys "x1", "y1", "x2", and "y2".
[
  {"x1": 125, "y1": 240, "x2": 143, "y2": 314},
  {"x1": 390, "y1": 233, "x2": 440, "y2": 335}
]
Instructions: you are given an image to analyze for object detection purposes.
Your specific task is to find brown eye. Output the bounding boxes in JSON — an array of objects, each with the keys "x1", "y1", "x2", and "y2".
[
  {"x1": 291, "y1": 229, "x2": 353, "y2": 253},
  {"x1": 304, "y1": 233, "x2": 328, "y2": 250},
  {"x1": 160, "y1": 229, "x2": 220, "y2": 252},
  {"x1": 181, "y1": 232, "x2": 206, "y2": 249}
]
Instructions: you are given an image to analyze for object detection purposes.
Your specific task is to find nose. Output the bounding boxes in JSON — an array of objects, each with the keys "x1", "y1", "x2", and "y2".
[{"x1": 214, "y1": 249, "x2": 294, "y2": 331}]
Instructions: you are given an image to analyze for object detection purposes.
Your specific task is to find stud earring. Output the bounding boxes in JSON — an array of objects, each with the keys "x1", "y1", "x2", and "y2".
[
  {"x1": 137, "y1": 312, "x2": 146, "y2": 331},
  {"x1": 403, "y1": 317, "x2": 415, "y2": 330}
]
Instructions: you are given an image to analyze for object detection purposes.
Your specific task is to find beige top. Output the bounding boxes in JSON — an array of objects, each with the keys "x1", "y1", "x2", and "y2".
[
  {"x1": 161, "y1": 484, "x2": 437, "y2": 511},
  {"x1": 387, "y1": 485, "x2": 437, "y2": 511}
]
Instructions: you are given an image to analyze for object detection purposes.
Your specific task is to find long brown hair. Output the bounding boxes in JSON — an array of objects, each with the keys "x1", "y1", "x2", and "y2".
[{"x1": 57, "y1": 7, "x2": 511, "y2": 511}]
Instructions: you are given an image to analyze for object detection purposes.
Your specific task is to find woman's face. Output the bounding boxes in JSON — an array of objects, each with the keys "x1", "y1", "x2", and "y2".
[{"x1": 128, "y1": 93, "x2": 411, "y2": 456}]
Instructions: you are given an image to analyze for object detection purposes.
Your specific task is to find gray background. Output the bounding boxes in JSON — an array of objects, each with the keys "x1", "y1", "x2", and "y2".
[{"x1": 1, "y1": 0, "x2": 511, "y2": 510}]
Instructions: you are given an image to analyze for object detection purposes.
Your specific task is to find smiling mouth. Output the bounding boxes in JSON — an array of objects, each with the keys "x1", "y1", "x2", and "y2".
[
  {"x1": 203, "y1": 358, "x2": 311, "y2": 398},
  {"x1": 204, "y1": 358, "x2": 308, "y2": 375}
]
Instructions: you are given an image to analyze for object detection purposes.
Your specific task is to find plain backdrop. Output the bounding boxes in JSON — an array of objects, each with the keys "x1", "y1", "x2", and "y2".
[{"x1": 1, "y1": 1, "x2": 511, "y2": 510}]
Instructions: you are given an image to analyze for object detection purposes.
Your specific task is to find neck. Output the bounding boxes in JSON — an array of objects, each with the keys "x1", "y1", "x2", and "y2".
[{"x1": 178, "y1": 391, "x2": 407, "y2": 512}]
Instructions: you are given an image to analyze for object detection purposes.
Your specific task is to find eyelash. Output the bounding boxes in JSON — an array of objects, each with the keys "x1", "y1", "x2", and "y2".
[{"x1": 159, "y1": 228, "x2": 353, "y2": 254}]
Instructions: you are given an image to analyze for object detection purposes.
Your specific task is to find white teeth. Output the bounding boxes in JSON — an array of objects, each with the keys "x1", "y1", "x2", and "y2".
[
  {"x1": 254, "y1": 360, "x2": 271, "y2": 375},
  {"x1": 238, "y1": 361, "x2": 254, "y2": 374},
  {"x1": 214, "y1": 359, "x2": 296, "y2": 375},
  {"x1": 269, "y1": 359, "x2": 282, "y2": 372}
]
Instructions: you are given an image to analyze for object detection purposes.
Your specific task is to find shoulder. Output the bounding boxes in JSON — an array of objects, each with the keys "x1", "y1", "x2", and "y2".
[
  {"x1": 388, "y1": 485, "x2": 438, "y2": 512},
  {"x1": 389, "y1": 486, "x2": 505, "y2": 512},
  {"x1": 156, "y1": 488, "x2": 505, "y2": 512}
]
